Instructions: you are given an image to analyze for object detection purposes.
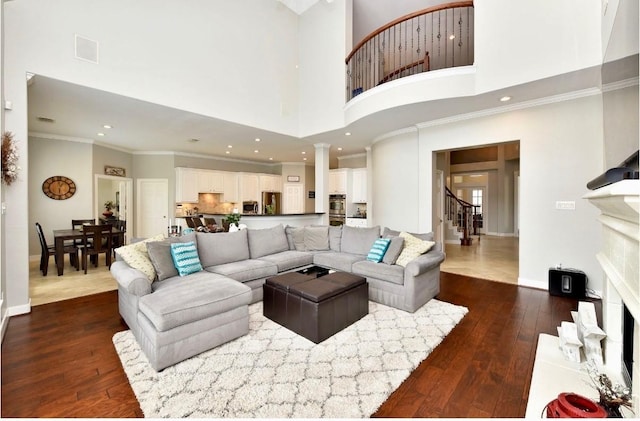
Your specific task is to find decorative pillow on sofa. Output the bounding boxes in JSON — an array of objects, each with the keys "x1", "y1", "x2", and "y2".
[
  {"x1": 329, "y1": 225, "x2": 342, "y2": 251},
  {"x1": 341, "y1": 225, "x2": 381, "y2": 256},
  {"x1": 170, "y1": 241, "x2": 203, "y2": 276},
  {"x1": 247, "y1": 224, "x2": 289, "y2": 258},
  {"x1": 146, "y1": 233, "x2": 197, "y2": 282},
  {"x1": 395, "y1": 232, "x2": 435, "y2": 267},
  {"x1": 304, "y1": 226, "x2": 329, "y2": 251},
  {"x1": 366, "y1": 238, "x2": 391, "y2": 263},
  {"x1": 197, "y1": 230, "x2": 250, "y2": 267},
  {"x1": 383, "y1": 227, "x2": 434, "y2": 242},
  {"x1": 115, "y1": 233, "x2": 166, "y2": 282},
  {"x1": 382, "y1": 236, "x2": 405, "y2": 265}
]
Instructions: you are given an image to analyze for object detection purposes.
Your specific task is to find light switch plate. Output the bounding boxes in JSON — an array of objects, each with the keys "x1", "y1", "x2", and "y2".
[{"x1": 556, "y1": 201, "x2": 576, "y2": 210}]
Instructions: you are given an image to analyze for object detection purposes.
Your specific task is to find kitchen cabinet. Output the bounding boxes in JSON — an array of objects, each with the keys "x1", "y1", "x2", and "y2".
[
  {"x1": 175, "y1": 167, "x2": 199, "y2": 203},
  {"x1": 259, "y1": 174, "x2": 282, "y2": 192},
  {"x1": 223, "y1": 172, "x2": 239, "y2": 203},
  {"x1": 197, "y1": 170, "x2": 224, "y2": 193},
  {"x1": 329, "y1": 169, "x2": 348, "y2": 194},
  {"x1": 346, "y1": 217, "x2": 368, "y2": 228},
  {"x1": 240, "y1": 173, "x2": 260, "y2": 202},
  {"x1": 350, "y1": 168, "x2": 367, "y2": 203}
]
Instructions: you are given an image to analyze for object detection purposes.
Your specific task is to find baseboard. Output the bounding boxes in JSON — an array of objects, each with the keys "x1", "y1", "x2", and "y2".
[
  {"x1": 7, "y1": 300, "x2": 31, "y2": 317},
  {"x1": 486, "y1": 231, "x2": 516, "y2": 237},
  {"x1": 518, "y1": 277, "x2": 546, "y2": 290},
  {"x1": 0, "y1": 301, "x2": 6, "y2": 343}
]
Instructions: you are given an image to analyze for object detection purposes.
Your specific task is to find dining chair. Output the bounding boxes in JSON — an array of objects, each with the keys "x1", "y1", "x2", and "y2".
[
  {"x1": 203, "y1": 217, "x2": 216, "y2": 226},
  {"x1": 184, "y1": 217, "x2": 195, "y2": 228},
  {"x1": 111, "y1": 220, "x2": 126, "y2": 256},
  {"x1": 78, "y1": 224, "x2": 113, "y2": 274},
  {"x1": 35, "y1": 222, "x2": 79, "y2": 276},
  {"x1": 71, "y1": 218, "x2": 95, "y2": 246}
]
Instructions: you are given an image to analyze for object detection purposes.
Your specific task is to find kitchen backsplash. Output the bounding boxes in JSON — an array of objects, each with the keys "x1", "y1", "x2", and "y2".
[{"x1": 177, "y1": 193, "x2": 235, "y2": 215}]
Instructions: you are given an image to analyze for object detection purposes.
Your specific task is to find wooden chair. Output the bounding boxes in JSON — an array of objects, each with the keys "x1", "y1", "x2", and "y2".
[
  {"x1": 184, "y1": 217, "x2": 196, "y2": 228},
  {"x1": 78, "y1": 224, "x2": 113, "y2": 274},
  {"x1": 111, "y1": 220, "x2": 126, "y2": 255},
  {"x1": 203, "y1": 217, "x2": 216, "y2": 226},
  {"x1": 35, "y1": 222, "x2": 79, "y2": 276},
  {"x1": 71, "y1": 218, "x2": 95, "y2": 246},
  {"x1": 191, "y1": 217, "x2": 204, "y2": 228}
]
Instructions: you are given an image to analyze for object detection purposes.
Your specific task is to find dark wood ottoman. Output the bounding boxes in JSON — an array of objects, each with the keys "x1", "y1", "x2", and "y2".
[{"x1": 263, "y1": 271, "x2": 369, "y2": 343}]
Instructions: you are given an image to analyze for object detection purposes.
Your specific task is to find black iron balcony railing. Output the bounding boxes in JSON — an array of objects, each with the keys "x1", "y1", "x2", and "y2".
[{"x1": 346, "y1": 1, "x2": 474, "y2": 101}]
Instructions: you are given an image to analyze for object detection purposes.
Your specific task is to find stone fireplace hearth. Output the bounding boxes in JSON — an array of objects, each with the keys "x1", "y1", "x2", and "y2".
[{"x1": 585, "y1": 179, "x2": 639, "y2": 415}]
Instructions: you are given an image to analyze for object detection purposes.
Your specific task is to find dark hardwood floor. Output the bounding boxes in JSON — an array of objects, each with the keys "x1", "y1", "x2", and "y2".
[{"x1": 1, "y1": 272, "x2": 586, "y2": 418}]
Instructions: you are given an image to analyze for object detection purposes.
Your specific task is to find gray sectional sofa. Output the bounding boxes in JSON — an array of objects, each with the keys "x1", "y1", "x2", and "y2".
[{"x1": 111, "y1": 224, "x2": 445, "y2": 370}]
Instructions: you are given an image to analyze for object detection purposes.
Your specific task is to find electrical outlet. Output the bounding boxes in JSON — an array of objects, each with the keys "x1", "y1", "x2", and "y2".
[{"x1": 555, "y1": 201, "x2": 575, "y2": 210}]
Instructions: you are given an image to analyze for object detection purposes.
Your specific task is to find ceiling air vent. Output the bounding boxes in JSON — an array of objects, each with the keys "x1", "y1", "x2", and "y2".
[
  {"x1": 37, "y1": 117, "x2": 55, "y2": 123},
  {"x1": 75, "y1": 34, "x2": 99, "y2": 64}
]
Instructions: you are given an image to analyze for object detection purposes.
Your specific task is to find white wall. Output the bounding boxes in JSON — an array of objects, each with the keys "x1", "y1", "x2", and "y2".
[
  {"x1": 4, "y1": 0, "x2": 301, "y2": 137},
  {"x1": 373, "y1": 94, "x2": 605, "y2": 292}
]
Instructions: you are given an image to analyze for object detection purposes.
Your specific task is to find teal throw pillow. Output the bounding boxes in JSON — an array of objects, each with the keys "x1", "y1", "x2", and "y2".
[
  {"x1": 170, "y1": 241, "x2": 202, "y2": 276},
  {"x1": 366, "y1": 238, "x2": 391, "y2": 263}
]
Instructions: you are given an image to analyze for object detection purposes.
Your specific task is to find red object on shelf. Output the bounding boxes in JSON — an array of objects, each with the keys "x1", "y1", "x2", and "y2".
[{"x1": 546, "y1": 393, "x2": 607, "y2": 418}]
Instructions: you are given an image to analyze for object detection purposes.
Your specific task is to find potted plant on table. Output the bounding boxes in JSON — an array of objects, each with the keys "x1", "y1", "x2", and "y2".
[
  {"x1": 103, "y1": 200, "x2": 115, "y2": 218},
  {"x1": 224, "y1": 213, "x2": 242, "y2": 232}
]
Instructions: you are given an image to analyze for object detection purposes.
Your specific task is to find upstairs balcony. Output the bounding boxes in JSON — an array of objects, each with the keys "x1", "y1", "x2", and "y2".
[{"x1": 346, "y1": 1, "x2": 474, "y2": 102}]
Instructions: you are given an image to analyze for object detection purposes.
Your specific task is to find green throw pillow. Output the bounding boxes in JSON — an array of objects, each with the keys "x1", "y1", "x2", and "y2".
[{"x1": 170, "y1": 241, "x2": 202, "y2": 276}]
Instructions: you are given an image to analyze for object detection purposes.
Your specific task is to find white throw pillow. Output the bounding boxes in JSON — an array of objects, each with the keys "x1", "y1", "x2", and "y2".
[
  {"x1": 115, "y1": 233, "x2": 166, "y2": 281},
  {"x1": 395, "y1": 231, "x2": 435, "y2": 267}
]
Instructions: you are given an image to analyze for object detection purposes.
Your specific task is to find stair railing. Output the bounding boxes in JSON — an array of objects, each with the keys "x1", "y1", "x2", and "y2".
[
  {"x1": 445, "y1": 186, "x2": 480, "y2": 245},
  {"x1": 345, "y1": 1, "x2": 474, "y2": 101}
]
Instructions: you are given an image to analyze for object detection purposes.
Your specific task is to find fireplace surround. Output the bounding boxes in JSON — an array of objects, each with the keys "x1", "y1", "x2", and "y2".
[{"x1": 585, "y1": 179, "x2": 639, "y2": 414}]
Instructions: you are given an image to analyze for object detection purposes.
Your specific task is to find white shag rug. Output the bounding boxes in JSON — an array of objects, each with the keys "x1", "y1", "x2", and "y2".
[{"x1": 112, "y1": 299, "x2": 468, "y2": 418}]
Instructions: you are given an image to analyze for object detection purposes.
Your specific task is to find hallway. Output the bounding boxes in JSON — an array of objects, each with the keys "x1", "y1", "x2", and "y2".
[{"x1": 440, "y1": 235, "x2": 519, "y2": 285}]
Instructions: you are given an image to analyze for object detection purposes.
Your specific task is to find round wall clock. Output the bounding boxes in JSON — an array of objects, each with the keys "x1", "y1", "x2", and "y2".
[{"x1": 42, "y1": 176, "x2": 77, "y2": 200}]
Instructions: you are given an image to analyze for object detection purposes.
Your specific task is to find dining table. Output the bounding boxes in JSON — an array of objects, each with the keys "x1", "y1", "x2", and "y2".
[{"x1": 53, "y1": 227, "x2": 124, "y2": 276}]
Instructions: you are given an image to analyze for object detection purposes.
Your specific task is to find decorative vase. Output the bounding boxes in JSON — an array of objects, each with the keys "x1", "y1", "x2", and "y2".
[
  {"x1": 228, "y1": 223, "x2": 238, "y2": 232},
  {"x1": 103, "y1": 210, "x2": 113, "y2": 218}
]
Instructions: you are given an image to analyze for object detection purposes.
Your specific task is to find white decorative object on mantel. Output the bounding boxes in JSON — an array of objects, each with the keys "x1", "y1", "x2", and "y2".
[
  {"x1": 571, "y1": 301, "x2": 606, "y2": 367},
  {"x1": 557, "y1": 321, "x2": 583, "y2": 362}
]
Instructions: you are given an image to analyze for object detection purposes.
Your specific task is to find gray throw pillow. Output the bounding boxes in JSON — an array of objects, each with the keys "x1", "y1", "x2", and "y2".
[
  {"x1": 382, "y1": 236, "x2": 405, "y2": 265},
  {"x1": 284, "y1": 225, "x2": 296, "y2": 250},
  {"x1": 382, "y1": 227, "x2": 434, "y2": 241},
  {"x1": 329, "y1": 225, "x2": 342, "y2": 251},
  {"x1": 197, "y1": 230, "x2": 250, "y2": 267},
  {"x1": 341, "y1": 225, "x2": 381, "y2": 256},
  {"x1": 247, "y1": 224, "x2": 289, "y2": 258},
  {"x1": 303, "y1": 226, "x2": 329, "y2": 251},
  {"x1": 291, "y1": 227, "x2": 306, "y2": 251},
  {"x1": 146, "y1": 233, "x2": 197, "y2": 281}
]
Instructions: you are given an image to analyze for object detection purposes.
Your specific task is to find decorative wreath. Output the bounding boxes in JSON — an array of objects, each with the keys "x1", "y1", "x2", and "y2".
[{"x1": 1, "y1": 131, "x2": 20, "y2": 186}]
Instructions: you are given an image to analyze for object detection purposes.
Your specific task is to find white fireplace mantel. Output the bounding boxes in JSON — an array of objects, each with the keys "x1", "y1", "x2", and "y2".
[{"x1": 584, "y1": 179, "x2": 639, "y2": 414}]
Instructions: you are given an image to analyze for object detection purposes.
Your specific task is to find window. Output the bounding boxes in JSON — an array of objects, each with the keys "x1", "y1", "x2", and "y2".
[{"x1": 472, "y1": 189, "x2": 483, "y2": 214}]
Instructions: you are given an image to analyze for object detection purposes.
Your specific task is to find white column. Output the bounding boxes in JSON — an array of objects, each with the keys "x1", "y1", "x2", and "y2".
[
  {"x1": 365, "y1": 146, "x2": 372, "y2": 225},
  {"x1": 314, "y1": 143, "x2": 330, "y2": 224}
]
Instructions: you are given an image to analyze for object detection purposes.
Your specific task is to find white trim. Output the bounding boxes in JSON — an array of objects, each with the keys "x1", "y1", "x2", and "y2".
[
  {"x1": 486, "y1": 231, "x2": 516, "y2": 237},
  {"x1": 29, "y1": 131, "x2": 95, "y2": 144},
  {"x1": 602, "y1": 76, "x2": 639, "y2": 93},
  {"x1": 337, "y1": 152, "x2": 366, "y2": 161},
  {"x1": 417, "y1": 87, "x2": 601, "y2": 129},
  {"x1": 518, "y1": 277, "x2": 546, "y2": 290},
  {"x1": 372, "y1": 126, "x2": 418, "y2": 144},
  {"x1": 0, "y1": 298, "x2": 7, "y2": 342},
  {"x1": 7, "y1": 300, "x2": 31, "y2": 317}
]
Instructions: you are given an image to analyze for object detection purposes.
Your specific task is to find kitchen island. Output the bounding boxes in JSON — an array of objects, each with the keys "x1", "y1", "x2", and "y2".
[{"x1": 178, "y1": 213, "x2": 327, "y2": 230}]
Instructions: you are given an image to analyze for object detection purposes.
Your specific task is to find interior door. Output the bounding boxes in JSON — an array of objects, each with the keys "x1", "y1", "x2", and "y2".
[
  {"x1": 137, "y1": 178, "x2": 169, "y2": 238},
  {"x1": 283, "y1": 183, "x2": 304, "y2": 214},
  {"x1": 435, "y1": 170, "x2": 444, "y2": 244}
]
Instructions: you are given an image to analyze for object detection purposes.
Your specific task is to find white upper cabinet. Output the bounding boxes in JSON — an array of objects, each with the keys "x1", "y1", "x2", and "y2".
[
  {"x1": 223, "y1": 172, "x2": 239, "y2": 203},
  {"x1": 175, "y1": 167, "x2": 199, "y2": 203},
  {"x1": 350, "y1": 168, "x2": 367, "y2": 203},
  {"x1": 259, "y1": 174, "x2": 282, "y2": 192},
  {"x1": 329, "y1": 169, "x2": 348, "y2": 194},
  {"x1": 197, "y1": 170, "x2": 224, "y2": 193},
  {"x1": 240, "y1": 173, "x2": 260, "y2": 202}
]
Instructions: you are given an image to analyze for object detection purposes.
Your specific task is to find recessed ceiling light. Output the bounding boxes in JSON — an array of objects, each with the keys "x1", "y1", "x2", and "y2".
[
  {"x1": 97, "y1": 132, "x2": 105, "y2": 136},
  {"x1": 254, "y1": 150, "x2": 259, "y2": 153},
  {"x1": 301, "y1": 151, "x2": 306, "y2": 155},
  {"x1": 225, "y1": 151, "x2": 230, "y2": 154},
  {"x1": 345, "y1": 132, "x2": 351, "y2": 136},
  {"x1": 449, "y1": 34, "x2": 455, "y2": 40},
  {"x1": 255, "y1": 138, "x2": 261, "y2": 142},
  {"x1": 303, "y1": 157, "x2": 307, "y2": 161},
  {"x1": 103, "y1": 124, "x2": 112, "y2": 129},
  {"x1": 227, "y1": 145, "x2": 233, "y2": 148},
  {"x1": 500, "y1": 96, "x2": 511, "y2": 102},
  {"x1": 337, "y1": 147, "x2": 343, "y2": 151},
  {"x1": 269, "y1": 157, "x2": 273, "y2": 161}
]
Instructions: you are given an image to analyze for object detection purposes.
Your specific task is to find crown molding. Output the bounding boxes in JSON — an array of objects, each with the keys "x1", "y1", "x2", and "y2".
[
  {"x1": 29, "y1": 131, "x2": 95, "y2": 144},
  {"x1": 372, "y1": 126, "x2": 418, "y2": 144},
  {"x1": 602, "y1": 76, "x2": 639, "y2": 93},
  {"x1": 337, "y1": 152, "x2": 366, "y2": 161}
]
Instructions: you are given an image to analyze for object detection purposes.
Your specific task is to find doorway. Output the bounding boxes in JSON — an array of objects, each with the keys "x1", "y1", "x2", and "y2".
[
  {"x1": 95, "y1": 174, "x2": 133, "y2": 243},
  {"x1": 136, "y1": 179, "x2": 169, "y2": 238}
]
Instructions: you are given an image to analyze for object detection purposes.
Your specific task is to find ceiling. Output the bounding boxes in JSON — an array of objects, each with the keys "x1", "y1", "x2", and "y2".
[{"x1": 26, "y1": 62, "x2": 620, "y2": 166}]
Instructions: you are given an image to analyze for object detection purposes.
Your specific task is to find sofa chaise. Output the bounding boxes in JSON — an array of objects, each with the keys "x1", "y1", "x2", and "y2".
[{"x1": 111, "y1": 224, "x2": 445, "y2": 370}]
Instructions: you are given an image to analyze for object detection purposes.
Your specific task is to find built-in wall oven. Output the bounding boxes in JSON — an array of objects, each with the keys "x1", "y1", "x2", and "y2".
[{"x1": 329, "y1": 194, "x2": 346, "y2": 225}]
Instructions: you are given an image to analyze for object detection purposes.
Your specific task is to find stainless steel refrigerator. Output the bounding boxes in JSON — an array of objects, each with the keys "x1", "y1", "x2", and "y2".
[{"x1": 262, "y1": 191, "x2": 281, "y2": 215}]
